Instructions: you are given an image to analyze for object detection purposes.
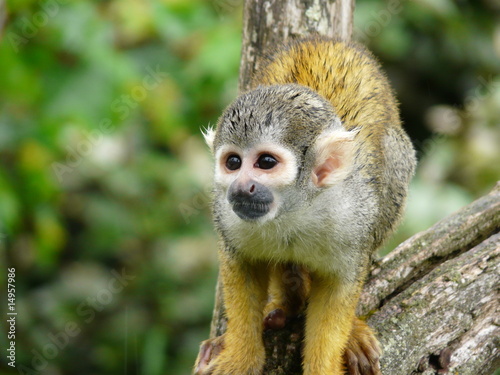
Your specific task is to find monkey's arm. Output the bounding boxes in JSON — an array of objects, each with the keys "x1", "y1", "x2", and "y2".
[
  {"x1": 303, "y1": 274, "x2": 364, "y2": 375},
  {"x1": 195, "y1": 250, "x2": 268, "y2": 375}
]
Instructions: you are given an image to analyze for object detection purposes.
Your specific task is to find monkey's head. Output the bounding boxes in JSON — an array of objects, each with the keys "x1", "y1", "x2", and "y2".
[{"x1": 203, "y1": 84, "x2": 357, "y2": 224}]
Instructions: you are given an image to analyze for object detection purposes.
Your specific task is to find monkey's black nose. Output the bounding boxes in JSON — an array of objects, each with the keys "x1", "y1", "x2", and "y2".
[{"x1": 228, "y1": 180, "x2": 274, "y2": 220}]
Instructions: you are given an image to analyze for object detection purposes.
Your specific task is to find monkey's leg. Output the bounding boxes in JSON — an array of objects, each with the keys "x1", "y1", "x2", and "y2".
[
  {"x1": 303, "y1": 275, "x2": 361, "y2": 375},
  {"x1": 194, "y1": 250, "x2": 268, "y2": 375},
  {"x1": 263, "y1": 263, "x2": 310, "y2": 330}
]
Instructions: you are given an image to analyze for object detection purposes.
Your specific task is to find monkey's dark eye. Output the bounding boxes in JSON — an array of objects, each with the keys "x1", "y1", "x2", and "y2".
[
  {"x1": 255, "y1": 154, "x2": 278, "y2": 170},
  {"x1": 226, "y1": 155, "x2": 242, "y2": 170}
]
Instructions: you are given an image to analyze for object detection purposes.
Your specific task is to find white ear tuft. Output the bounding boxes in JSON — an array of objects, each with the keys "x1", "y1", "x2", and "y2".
[
  {"x1": 312, "y1": 129, "x2": 358, "y2": 187},
  {"x1": 201, "y1": 125, "x2": 216, "y2": 153}
]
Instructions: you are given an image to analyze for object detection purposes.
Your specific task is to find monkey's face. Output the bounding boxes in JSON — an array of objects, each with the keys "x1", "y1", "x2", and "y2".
[
  {"x1": 213, "y1": 142, "x2": 298, "y2": 222},
  {"x1": 203, "y1": 84, "x2": 358, "y2": 225}
]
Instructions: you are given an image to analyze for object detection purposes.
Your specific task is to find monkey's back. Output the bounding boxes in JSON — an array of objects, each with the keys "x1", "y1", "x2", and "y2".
[
  {"x1": 252, "y1": 38, "x2": 416, "y2": 250},
  {"x1": 251, "y1": 37, "x2": 399, "y2": 134}
]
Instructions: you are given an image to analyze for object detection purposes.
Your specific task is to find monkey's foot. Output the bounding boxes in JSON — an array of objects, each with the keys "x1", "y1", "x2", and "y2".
[
  {"x1": 343, "y1": 319, "x2": 382, "y2": 375},
  {"x1": 264, "y1": 308, "x2": 287, "y2": 330},
  {"x1": 193, "y1": 335, "x2": 225, "y2": 375}
]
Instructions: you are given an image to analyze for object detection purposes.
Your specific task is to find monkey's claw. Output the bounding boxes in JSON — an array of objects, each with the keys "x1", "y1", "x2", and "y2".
[
  {"x1": 193, "y1": 335, "x2": 225, "y2": 375},
  {"x1": 344, "y1": 319, "x2": 382, "y2": 375}
]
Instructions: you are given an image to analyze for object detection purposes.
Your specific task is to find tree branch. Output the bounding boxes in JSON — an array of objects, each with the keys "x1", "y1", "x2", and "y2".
[{"x1": 365, "y1": 183, "x2": 500, "y2": 374}]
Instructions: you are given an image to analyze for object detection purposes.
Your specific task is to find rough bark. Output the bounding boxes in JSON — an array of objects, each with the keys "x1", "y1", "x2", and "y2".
[
  {"x1": 204, "y1": 1, "x2": 500, "y2": 374},
  {"x1": 364, "y1": 184, "x2": 500, "y2": 374}
]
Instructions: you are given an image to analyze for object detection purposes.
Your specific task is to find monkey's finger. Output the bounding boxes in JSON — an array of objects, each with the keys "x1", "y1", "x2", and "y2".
[
  {"x1": 358, "y1": 344, "x2": 381, "y2": 374},
  {"x1": 356, "y1": 349, "x2": 372, "y2": 375},
  {"x1": 193, "y1": 341, "x2": 212, "y2": 374},
  {"x1": 344, "y1": 348, "x2": 361, "y2": 375},
  {"x1": 348, "y1": 347, "x2": 374, "y2": 375},
  {"x1": 359, "y1": 334, "x2": 381, "y2": 374}
]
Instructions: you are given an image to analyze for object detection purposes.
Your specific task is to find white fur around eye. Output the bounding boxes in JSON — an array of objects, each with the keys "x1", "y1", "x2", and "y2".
[
  {"x1": 214, "y1": 145, "x2": 241, "y2": 186},
  {"x1": 253, "y1": 143, "x2": 298, "y2": 187},
  {"x1": 213, "y1": 143, "x2": 298, "y2": 188}
]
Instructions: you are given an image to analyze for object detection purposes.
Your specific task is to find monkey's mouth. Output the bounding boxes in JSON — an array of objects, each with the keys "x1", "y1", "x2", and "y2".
[{"x1": 231, "y1": 201, "x2": 272, "y2": 221}]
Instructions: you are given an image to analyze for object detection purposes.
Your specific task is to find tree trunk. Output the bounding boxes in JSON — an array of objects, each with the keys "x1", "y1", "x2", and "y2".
[
  {"x1": 204, "y1": 1, "x2": 500, "y2": 374},
  {"x1": 238, "y1": 0, "x2": 354, "y2": 91}
]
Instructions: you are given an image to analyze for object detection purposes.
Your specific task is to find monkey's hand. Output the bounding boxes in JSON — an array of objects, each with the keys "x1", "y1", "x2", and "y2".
[
  {"x1": 193, "y1": 333, "x2": 264, "y2": 375},
  {"x1": 196, "y1": 319, "x2": 381, "y2": 375},
  {"x1": 193, "y1": 335, "x2": 225, "y2": 375},
  {"x1": 263, "y1": 306, "x2": 287, "y2": 330},
  {"x1": 343, "y1": 318, "x2": 382, "y2": 375}
]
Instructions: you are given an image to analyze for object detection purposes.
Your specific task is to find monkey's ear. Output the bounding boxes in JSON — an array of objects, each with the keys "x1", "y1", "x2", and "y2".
[
  {"x1": 201, "y1": 126, "x2": 216, "y2": 153},
  {"x1": 312, "y1": 129, "x2": 357, "y2": 187}
]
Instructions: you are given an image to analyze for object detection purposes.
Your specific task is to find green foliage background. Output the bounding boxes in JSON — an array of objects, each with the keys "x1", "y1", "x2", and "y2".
[{"x1": 0, "y1": 0, "x2": 498, "y2": 374}]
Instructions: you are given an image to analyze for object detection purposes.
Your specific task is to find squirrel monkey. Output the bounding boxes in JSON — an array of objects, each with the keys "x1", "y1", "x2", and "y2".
[{"x1": 194, "y1": 37, "x2": 416, "y2": 375}]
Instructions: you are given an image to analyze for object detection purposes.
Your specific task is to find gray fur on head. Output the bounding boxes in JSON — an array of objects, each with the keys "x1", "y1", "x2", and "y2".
[{"x1": 214, "y1": 84, "x2": 342, "y2": 156}]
